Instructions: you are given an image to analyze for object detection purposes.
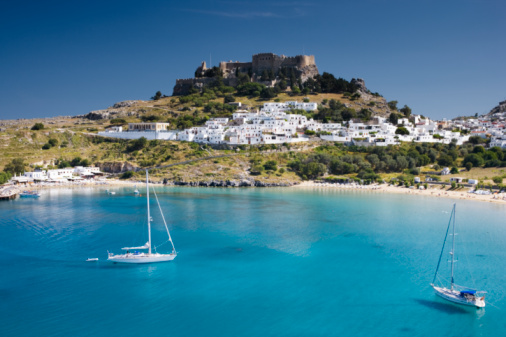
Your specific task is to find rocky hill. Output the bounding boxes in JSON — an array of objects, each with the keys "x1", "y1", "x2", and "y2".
[
  {"x1": 488, "y1": 100, "x2": 506, "y2": 116},
  {"x1": 173, "y1": 53, "x2": 319, "y2": 96}
]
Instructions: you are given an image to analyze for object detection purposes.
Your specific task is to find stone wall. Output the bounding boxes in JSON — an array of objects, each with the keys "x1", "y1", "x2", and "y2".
[
  {"x1": 97, "y1": 130, "x2": 178, "y2": 140},
  {"x1": 219, "y1": 61, "x2": 252, "y2": 76}
]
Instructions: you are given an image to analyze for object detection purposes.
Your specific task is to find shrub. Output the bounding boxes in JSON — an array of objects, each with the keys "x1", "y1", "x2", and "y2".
[
  {"x1": 126, "y1": 137, "x2": 147, "y2": 152},
  {"x1": 492, "y1": 176, "x2": 503, "y2": 184},
  {"x1": 120, "y1": 171, "x2": 134, "y2": 179},
  {"x1": 224, "y1": 95, "x2": 235, "y2": 103},
  {"x1": 48, "y1": 138, "x2": 58, "y2": 147},
  {"x1": 450, "y1": 167, "x2": 459, "y2": 174},
  {"x1": 395, "y1": 127, "x2": 410, "y2": 135},
  {"x1": 151, "y1": 91, "x2": 162, "y2": 100},
  {"x1": 110, "y1": 118, "x2": 127, "y2": 125},
  {"x1": 0, "y1": 172, "x2": 12, "y2": 185},
  {"x1": 250, "y1": 164, "x2": 264, "y2": 175},
  {"x1": 31, "y1": 123, "x2": 44, "y2": 130},
  {"x1": 140, "y1": 115, "x2": 161, "y2": 122},
  {"x1": 263, "y1": 160, "x2": 278, "y2": 171},
  {"x1": 463, "y1": 153, "x2": 484, "y2": 167},
  {"x1": 42, "y1": 143, "x2": 51, "y2": 150}
]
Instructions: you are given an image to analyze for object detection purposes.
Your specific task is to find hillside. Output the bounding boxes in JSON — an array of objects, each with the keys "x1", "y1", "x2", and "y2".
[
  {"x1": 1, "y1": 87, "x2": 391, "y2": 169},
  {"x1": 1, "y1": 83, "x2": 505, "y2": 188}
]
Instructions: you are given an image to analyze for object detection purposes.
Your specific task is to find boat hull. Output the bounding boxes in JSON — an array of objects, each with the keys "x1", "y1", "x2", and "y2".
[
  {"x1": 432, "y1": 286, "x2": 485, "y2": 308},
  {"x1": 19, "y1": 194, "x2": 40, "y2": 198},
  {"x1": 108, "y1": 253, "x2": 176, "y2": 264}
]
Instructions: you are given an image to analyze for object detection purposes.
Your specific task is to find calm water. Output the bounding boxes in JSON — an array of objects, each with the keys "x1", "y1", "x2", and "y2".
[{"x1": 1, "y1": 187, "x2": 505, "y2": 337}]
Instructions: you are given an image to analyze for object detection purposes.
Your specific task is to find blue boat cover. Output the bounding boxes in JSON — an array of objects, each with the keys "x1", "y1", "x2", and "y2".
[{"x1": 460, "y1": 289, "x2": 476, "y2": 295}]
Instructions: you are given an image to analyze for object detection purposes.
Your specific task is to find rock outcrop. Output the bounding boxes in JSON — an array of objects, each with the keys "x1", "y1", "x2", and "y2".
[
  {"x1": 171, "y1": 179, "x2": 296, "y2": 187},
  {"x1": 77, "y1": 100, "x2": 143, "y2": 120},
  {"x1": 112, "y1": 100, "x2": 142, "y2": 109},
  {"x1": 488, "y1": 100, "x2": 506, "y2": 115},
  {"x1": 97, "y1": 161, "x2": 139, "y2": 173},
  {"x1": 351, "y1": 78, "x2": 369, "y2": 95}
]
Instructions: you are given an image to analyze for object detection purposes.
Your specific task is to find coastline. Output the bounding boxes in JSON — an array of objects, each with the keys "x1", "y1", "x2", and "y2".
[
  {"x1": 292, "y1": 181, "x2": 506, "y2": 205},
  {"x1": 6, "y1": 179, "x2": 505, "y2": 205}
]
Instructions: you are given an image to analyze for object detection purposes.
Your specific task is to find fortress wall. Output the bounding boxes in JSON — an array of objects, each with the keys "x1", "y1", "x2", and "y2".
[
  {"x1": 252, "y1": 53, "x2": 316, "y2": 74},
  {"x1": 175, "y1": 78, "x2": 196, "y2": 85},
  {"x1": 219, "y1": 61, "x2": 252, "y2": 75},
  {"x1": 174, "y1": 53, "x2": 318, "y2": 95},
  {"x1": 252, "y1": 53, "x2": 277, "y2": 74}
]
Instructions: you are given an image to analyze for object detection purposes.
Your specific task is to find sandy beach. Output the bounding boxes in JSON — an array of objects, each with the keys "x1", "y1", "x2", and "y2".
[{"x1": 292, "y1": 181, "x2": 506, "y2": 205}]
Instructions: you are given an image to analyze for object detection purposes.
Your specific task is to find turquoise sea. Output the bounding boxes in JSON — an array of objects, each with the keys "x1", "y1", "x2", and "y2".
[{"x1": 1, "y1": 187, "x2": 505, "y2": 337}]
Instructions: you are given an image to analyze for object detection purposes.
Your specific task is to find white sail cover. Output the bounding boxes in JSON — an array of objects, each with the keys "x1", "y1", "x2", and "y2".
[{"x1": 121, "y1": 242, "x2": 150, "y2": 250}]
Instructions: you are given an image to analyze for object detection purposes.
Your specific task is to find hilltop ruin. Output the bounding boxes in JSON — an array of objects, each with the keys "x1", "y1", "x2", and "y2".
[{"x1": 173, "y1": 53, "x2": 319, "y2": 95}]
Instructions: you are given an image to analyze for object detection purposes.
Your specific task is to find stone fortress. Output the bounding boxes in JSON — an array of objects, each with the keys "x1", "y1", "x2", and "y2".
[{"x1": 173, "y1": 53, "x2": 319, "y2": 95}]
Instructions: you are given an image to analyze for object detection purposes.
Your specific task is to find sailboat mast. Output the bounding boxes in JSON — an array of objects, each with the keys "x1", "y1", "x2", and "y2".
[
  {"x1": 450, "y1": 204, "x2": 456, "y2": 290},
  {"x1": 146, "y1": 170, "x2": 152, "y2": 254}
]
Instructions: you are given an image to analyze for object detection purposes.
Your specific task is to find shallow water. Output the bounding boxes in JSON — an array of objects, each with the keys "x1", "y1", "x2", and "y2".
[{"x1": 1, "y1": 187, "x2": 505, "y2": 336}]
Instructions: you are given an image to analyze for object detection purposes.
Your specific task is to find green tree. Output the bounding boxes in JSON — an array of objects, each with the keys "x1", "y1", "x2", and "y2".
[
  {"x1": 80, "y1": 159, "x2": 91, "y2": 167},
  {"x1": 388, "y1": 113, "x2": 399, "y2": 125},
  {"x1": 120, "y1": 171, "x2": 134, "y2": 179},
  {"x1": 263, "y1": 160, "x2": 278, "y2": 171},
  {"x1": 250, "y1": 164, "x2": 264, "y2": 175},
  {"x1": 140, "y1": 115, "x2": 161, "y2": 122},
  {"x1": 395, "y1": 127, "x2": 410, "y2": 135},
  {"x1": 0, "y1": 172, "x2": 12, "y2": 185},
  {"x1": 224, "y1": 95, "x2": 235, "y2": 103},
  {"x1": 31, "y1": 123, "x2": 44, "y2": 130},
  {"x1": 341, "y1": 108, "x2": 357, "y2": 121},
  {"x1": 48, "y1": 138, "x2": 58, "y2": 147},
  {"x1": 463, "y1": 153, "x2": 484, "y2": 167},
  {"x1": 57, "y1": 159, "x2": 71, "y2": 168},
  {"x1": 110, "y1": 118, "x2": 127, "y2": 125},
  {"x1": 127, "y1": 137, "x2": 148, "y2": 152},
  {"x1": 465, "y1": 162, "x2": 473, "y2": 171},
  {"x1": 260, "y1": 87, "x2": 277, "y2": 99},
  {"x1": 4, "y1": 158, "x2": 27, "y2": 175},
  {"x1": 492, "y1": 176, "x2": 503, "y2": 184},
  {"x1": 437, "y1": 154, "x2": 454, "y2": 167},
  {"x1": 388, "y1": 100, "x2": 398, "y2": 110},
  {"x1": 473, "y1": 145, "x2": 485, "y2": 154},
  {"x1": 71, "y1": 157, "x2": 82, "y2": 167},
  {"x1": 151, "y1": 91, "x2": 162, "y2": 100},
  {"x1": 399, "y1": 105, "x2": 412, "y2": 117}
]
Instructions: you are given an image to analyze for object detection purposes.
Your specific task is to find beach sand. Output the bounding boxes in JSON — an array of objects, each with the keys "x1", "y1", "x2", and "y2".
[{"x1": 292, "y1": 181, "x2": 506, "y2": 205}]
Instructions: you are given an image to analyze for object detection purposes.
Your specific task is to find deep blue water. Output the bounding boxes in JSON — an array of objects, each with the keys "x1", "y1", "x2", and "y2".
[{"x1": 1, "y1": 187, "x2": 505, "y2": 337}]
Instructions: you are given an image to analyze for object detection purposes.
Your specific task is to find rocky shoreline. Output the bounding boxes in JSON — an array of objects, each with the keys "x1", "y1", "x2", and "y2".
[{"x1": 171, "y1": 179, "x2": 296, "y2": 187}]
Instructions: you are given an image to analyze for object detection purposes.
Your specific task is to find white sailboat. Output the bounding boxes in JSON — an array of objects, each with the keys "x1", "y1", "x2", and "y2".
[
  {"x1": 431, "y1": 204, "x2": 485, "y2": 308},
  {"x1": 107, "y1": 170, "x2": 177, "y2": 264},
  {"x1": 134, "y1": 184, "x2": 140, "y2": 195}
]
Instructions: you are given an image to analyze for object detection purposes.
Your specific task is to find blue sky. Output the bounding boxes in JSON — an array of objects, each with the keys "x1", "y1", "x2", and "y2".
[{"x1": 1, "y1": 0, "x2": 505, "y2": 120}]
